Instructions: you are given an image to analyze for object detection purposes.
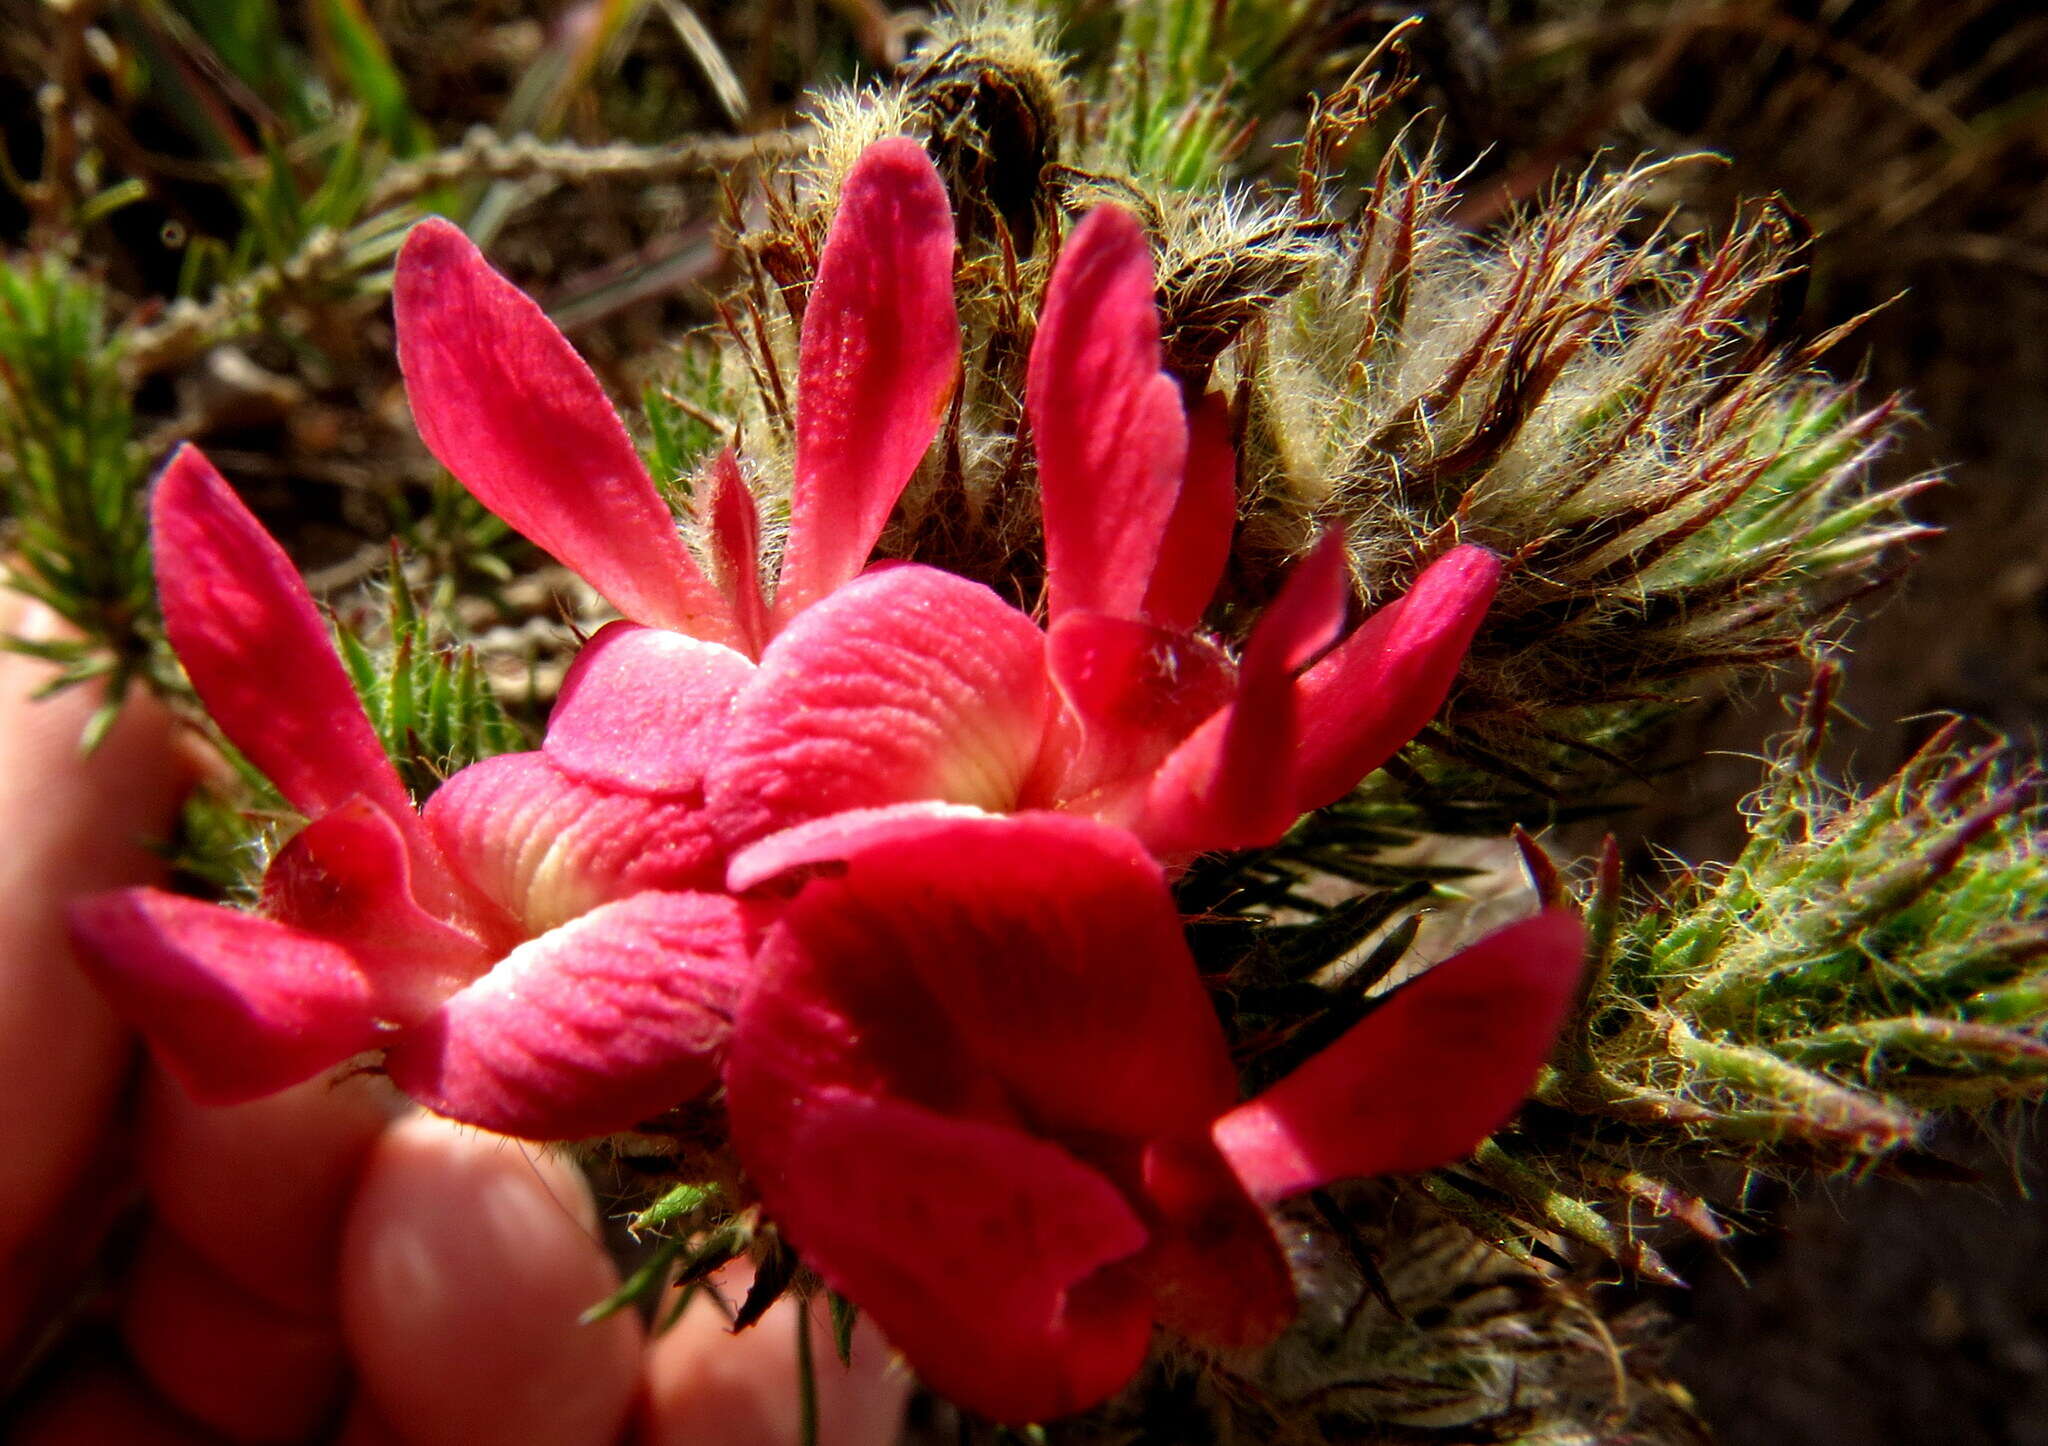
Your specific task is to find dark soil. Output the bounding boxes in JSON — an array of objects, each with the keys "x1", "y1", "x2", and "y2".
[{"x1": 1675, "y1": 1113, "x2": 2048, "y2": 1446}]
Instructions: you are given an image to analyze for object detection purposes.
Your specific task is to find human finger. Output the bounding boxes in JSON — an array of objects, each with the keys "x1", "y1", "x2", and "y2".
[
  {"x1": 0, "y1": 594, "x2": 190, "y2": 1351},
  {"x1": 117, "y1": 1224, "x2": 349, "y2": 1443},
  {"x1": 7, "y1": 1352, "x2": 224, "y2": 1445},
  {"x1": 636, "y1": 1264, "x2": 912, "y2": 1446},
  {"x1": 105, "y1": 1062, "x2": 398, "y2": 1440},
  {"x1": 138, "y1": 1066, "x2": 402, "y2": 1315},
  {"x1": 337, "y1": 1113, "x2": 644, "y2": 1446}
]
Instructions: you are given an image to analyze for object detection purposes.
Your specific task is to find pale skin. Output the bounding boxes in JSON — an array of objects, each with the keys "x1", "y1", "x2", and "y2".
[{"x1": 0, "y1": 594, "x2": 908, "y2": 1445}]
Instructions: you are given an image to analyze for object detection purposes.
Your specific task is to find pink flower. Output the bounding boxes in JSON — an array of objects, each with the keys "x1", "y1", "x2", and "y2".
[
  {"x1": 724, "y1": 808, "x2": 1585, "y2": 1422},
  {"x1": 69, "y1": 448, "x2": 753, "y2": 1140},
  {"x1": 73, "y1": 134, "x2": 1511, "y2": 1145},
  {"x1": 65, "y1": 134, "x2": 1586, "y2": 1424},
  {"x1": 391, "y1": 136, "x2": 1505, "y2": 871}
]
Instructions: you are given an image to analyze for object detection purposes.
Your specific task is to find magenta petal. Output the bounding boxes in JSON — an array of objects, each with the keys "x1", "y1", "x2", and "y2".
[
  {"x1": 68, "y1": 889, "x2": 379, "y2": 1105},
  {"x1": 777, "y1": 138, "x2": 960, "y2": 616},
  {"x1": 1243, "y1": 526, "x2": 1356, "y2": 677},
  {"x1": 701, "y1": 448, "x2": 770, "y2": 656},
  {"x1": 384, "y1": 891, "x2": 748, "y2": 1140},
  {"x1": 425, "y1": 751, "x2": 727, "y2": 934},
  {"x1": 725, "y1": 801, "x2": 994, "y2": 892},
  {"x1": 394, "y1": 218, "x2": 734, "y2": 641},
  {"x1": 1141, "y1": 390, "x2": 1237, "y2": 631},
  {"x1": 1137, "y1": 530, "x2": 1352, "y2": 855},
  {"x1": 746, "y1": 809, "x2": 1240, "y2": 1140},
  {"x1": 1133, "y1": 1134, "x2": 1295, "y2": 1350},
  {"x1": 263, "y1": 797, "x2": 496, "y2": 1019},
  {"x1": 738, "y1": 1087, "x2": 1154, "y2": 1424},
  {"x1": 1292, "y1": 544, "x2": 1503, "y2": 812},
  {"x1": 1038, "y1": 612, "x2": 1233, "y2": 807},
  {"x1": 707, "y1": 566, "x2": 1052, "y2": 851},
  {"x1": 152, "y1": 446, "x2": 413, "y2": 830},
  {"x1": 541, "y1": 620, "x2": 754, "y2": 794},
  {"x1": 1028, "y1": 205, "x2": 1187, "y2": 620},
  {"x1": 727, "y1": 810, "x2": 1270, "y2": 1415},
  {"x1": 1214, "y1": 909, "x2": 1587, "y2": 1202}
]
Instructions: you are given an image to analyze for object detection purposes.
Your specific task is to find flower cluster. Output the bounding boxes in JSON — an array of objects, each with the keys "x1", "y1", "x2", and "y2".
[{"x1": 71, "y1": 138, "x2": 1584, "y2": 1421}]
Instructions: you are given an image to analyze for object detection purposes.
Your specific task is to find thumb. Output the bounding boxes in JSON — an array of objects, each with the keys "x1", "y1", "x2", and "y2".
[{"x1": 0, "y1": 593, "x2": 192, "y2": 1359}]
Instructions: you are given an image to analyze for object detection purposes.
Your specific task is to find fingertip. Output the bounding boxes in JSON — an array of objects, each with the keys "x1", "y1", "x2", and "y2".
[
  {"x1": 119, "y1": 1224, "x2": 348, "y2": 1444},
  {"x1": 339, "y1": 1113, "x2": 642, "y2": 1446},
  {"x1": 638, "y1": 1266, "x2": 912, "y2": 1446},
  {"x1": 0, "y1": 595, "x2": 193, "y2": 1352},
  {"x1": 9, "y1": 1354, "x2": 223, "y2": 1446},
  {"x1": 140, "y1": 1066, "x2": 402, "y2": 1315},
  {"x1": 0, "y1": 594, "x2": 196, "y2": 891}
]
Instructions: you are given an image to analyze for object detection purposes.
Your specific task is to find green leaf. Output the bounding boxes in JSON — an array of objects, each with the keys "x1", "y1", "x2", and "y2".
[
  {"x1": 827, "y1": 1291, "x2": 858, "y2": 1368},
  {"x1": 580, "y1": 1237, "x2": 688, "y2": 1325},
  {"x1": 0, "y1": 257, "x2": 153, "y2": 708},
  {"x1": 313, "y1": 0, "x2": 430, "y2": 157}
]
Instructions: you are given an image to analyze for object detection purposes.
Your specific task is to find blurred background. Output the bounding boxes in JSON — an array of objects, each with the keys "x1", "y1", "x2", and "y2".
[{"x1": 3, "y1": 2, "x2": 2044, "y2": 1440}]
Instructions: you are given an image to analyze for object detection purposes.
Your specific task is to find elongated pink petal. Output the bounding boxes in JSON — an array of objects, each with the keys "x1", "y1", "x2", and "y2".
[
  {"x1": 384, "y1": 891, "x2": 748, "y2": 1140},
  {"x1": 152, "y1": 446, "x2": 413, "y2": 830},
  {"x1": 737, "y1": 1087, "x2": 1153, "y2": 1424},
  {"x1": 541, "y1": 621, "x2": 754, "y2": 795},
  {"x1": 707, "y1": 566, "x2": 1052, "y2": 851},
  {"x1": 701, "y1": 449, "x2": 770, "y2": 657},
  {"x1": 425, "y1": 751, "x2": 726, "y2": 934},
  {"x1": 263, "y1": 797, "x2": 497, "y2": 1020},
  {"x1": 1141, "y1": 390, "x2": 1237, "y2": 630},
  {"x1": 68, "y1": 889, "x2": 380, "y2": 1104},
  {"x1": 394, "y1": 218, "x2": 734, "y2": 641},
  {"x1": 1036, "y1": 612, "x2": 1233, "y2": 808},
  {"x1": 1137, "y1": 530, "x2": 1352, "y2": 855},
  {"x1": 1213, "y1": 909, "x2": 1586, "y2": 1202},
  {"x1": 1292, "y1": 545, "x2": 1502, "y2": 811},
  {"x1": 776, "y1": 138, "x2": 959, "y2": 617},
  {"x1": 1028, "y1": 205, "x2": 1187, "y2": 620}
]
